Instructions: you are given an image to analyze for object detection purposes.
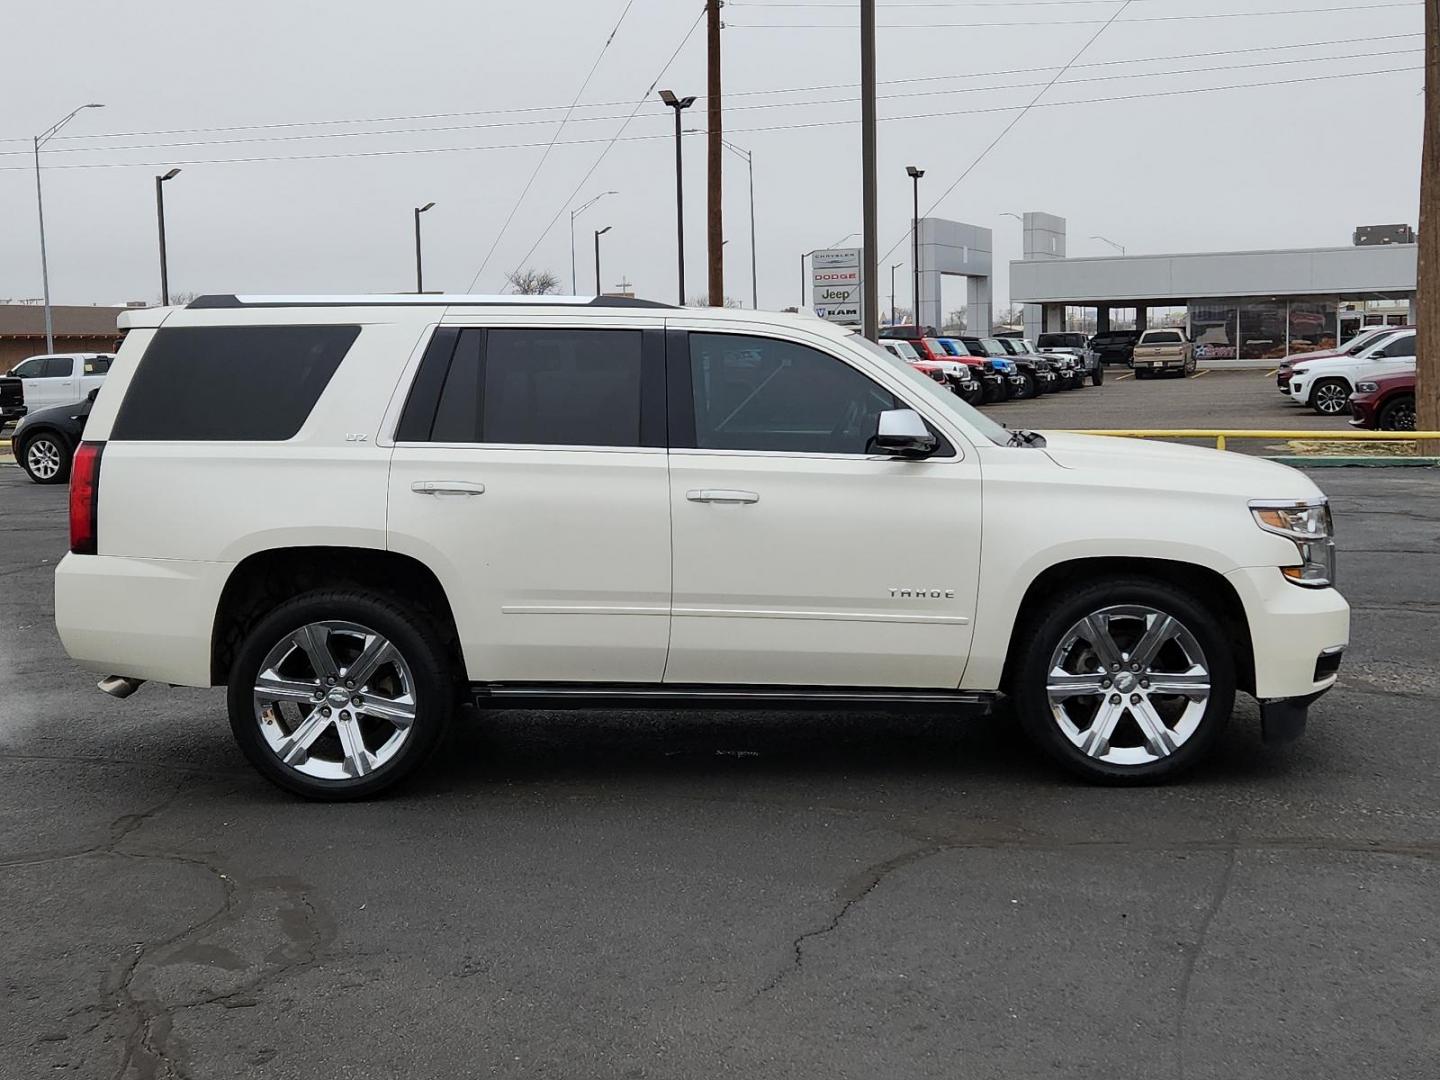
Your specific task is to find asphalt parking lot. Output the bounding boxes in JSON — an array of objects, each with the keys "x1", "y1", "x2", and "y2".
[
  {"x1": 990, "y1": 366, "x2": 1352, "y2": 447},
  {"x1": 1, "y1": 461, "x2": 1437, "y2": 1079}
]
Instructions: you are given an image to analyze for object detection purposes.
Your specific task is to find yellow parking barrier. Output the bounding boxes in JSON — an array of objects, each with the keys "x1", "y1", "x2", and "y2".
[{"x1": 1065, "y1": 429, "x2": 1440, "y2": 454}]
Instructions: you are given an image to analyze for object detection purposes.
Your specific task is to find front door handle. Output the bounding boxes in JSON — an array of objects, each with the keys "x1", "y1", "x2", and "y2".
[
  {"x1": 686, "y1": 488, "x2": 759, "y2": 504},
  {"x1": 412, "y1": 480, "x2": 486, "y2": 496}
]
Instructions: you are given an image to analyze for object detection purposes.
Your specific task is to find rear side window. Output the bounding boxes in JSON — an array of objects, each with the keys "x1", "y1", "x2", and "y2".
[
  {"x1": 111, "y1": 325, "x2": 358, "y2": 441},
  {"x1": 84, "y1": 356, "x2": 112, "y2": 375},
  {"x1": 406, "y1": 328, "x2": 646, "y2": 447}
]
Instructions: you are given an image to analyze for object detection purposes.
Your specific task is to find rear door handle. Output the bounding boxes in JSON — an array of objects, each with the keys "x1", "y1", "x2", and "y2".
[
  {"x1": 412, "y1": 481, "x2": 486, "y2": 496},
  {"x1": 686, "y1": 488, "x2": 759, "y2": 504}
]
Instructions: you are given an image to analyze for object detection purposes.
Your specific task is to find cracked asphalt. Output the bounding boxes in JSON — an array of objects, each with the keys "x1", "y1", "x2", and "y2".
[{"x1": 0, "y1": 464, "x2": 1437, "y2": 1079}]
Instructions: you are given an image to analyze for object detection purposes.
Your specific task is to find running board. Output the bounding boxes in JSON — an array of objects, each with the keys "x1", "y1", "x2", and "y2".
[{"x1": 471, "y1": 682, "x2": 996, "y2": 713}]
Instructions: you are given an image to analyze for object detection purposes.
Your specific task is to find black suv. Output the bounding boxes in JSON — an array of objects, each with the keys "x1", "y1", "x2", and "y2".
[{"x1": 1089, "y1": 330, "x2": 1141, "y2": 367}]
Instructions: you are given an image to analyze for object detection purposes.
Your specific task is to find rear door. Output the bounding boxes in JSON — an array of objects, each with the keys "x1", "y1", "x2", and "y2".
[
  {"x1": 15, "y1": 356, "x2": 75, "y2": 408},
  {"x1": 663, "y1": 325, "x2": 982, "y2": 688},
  {"x1": 386, "y1": 324, "x2": 672, "y2": 684}
]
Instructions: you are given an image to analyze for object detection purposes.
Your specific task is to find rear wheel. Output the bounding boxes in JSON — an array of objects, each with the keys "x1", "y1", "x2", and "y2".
[
  {"x1": 227, "y1": 589, "x2": 458, "y2": 799},
  {"x1": 1310, "y1": 378, "x2": 1351, "y2": 416},
  {"x1": 1012, "y1": 578, "x2": 1235, "y2": 784},
  {"x1": 19, "y1": 432, "x2": 70, "y2": 484},
  {"x1": 1377, "y1": 394, "x2": 1416, "y2": 431}
]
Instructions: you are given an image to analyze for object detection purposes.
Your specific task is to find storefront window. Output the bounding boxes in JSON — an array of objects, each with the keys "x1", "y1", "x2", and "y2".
[
  {"x1": 1189, "y1": 302, "x2": 1237, "y2": 361},
  {"x1": 1239, "y1": 302, "x2": 1289, "y2": 360},
  {"x1": 1286, "y1": 302, "x2": 1337, "y2": 356}
]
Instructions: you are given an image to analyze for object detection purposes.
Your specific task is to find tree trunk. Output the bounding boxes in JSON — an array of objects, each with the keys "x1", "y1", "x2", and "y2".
[{"x1": 1418, "y1": 0, "x2": 1440, "y2": 451}]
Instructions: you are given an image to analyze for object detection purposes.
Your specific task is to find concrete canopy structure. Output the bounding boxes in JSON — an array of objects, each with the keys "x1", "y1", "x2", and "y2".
[
  {"x1": 1010, "y1": 224, "x2": 1417, "y2": 361},
  {"x1": 913, "y1": 218, "x2": 992, "y2": 334}
]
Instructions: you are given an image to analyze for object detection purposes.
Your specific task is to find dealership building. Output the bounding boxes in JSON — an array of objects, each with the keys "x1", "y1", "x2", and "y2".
[{"x1": 1009, "y1": 215, "x2": 1416, "y2": 361}]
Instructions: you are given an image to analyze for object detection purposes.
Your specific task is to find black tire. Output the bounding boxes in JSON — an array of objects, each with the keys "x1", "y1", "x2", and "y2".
[
  {"x1": 18, "y1": 431, "x2": 71, "y2": 485},
  {"x1": 227, "y1": 588, "x2": 459, "y2": 800},
  {"x1": 1134, "y1": 369, "x2": 1152, "y2": 380},
  {"x1": 1013, "y1": 370, "x2": 1037, "y2": 400},
  {"x1": 1310, "y1": 377, "x2": 1351, "y2": 416},
  {"x1": 1011, "y1": 576, "x2": 1236, "y2": 785},
  {"x1": 1091, "y1": 364, "x2": 1105, "y2": 387},
  {"x1": 981, "y1": 378, "x2": 1004, "y2": 405},
  {"x1": 1377, "y1": 394, "x2": 1416, "y2": 431}
]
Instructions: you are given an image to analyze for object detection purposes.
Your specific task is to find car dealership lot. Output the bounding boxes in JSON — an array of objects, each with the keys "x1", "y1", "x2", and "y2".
[{"x1": 1, "y1": 464, "x2": 1437, "y2": 1078}]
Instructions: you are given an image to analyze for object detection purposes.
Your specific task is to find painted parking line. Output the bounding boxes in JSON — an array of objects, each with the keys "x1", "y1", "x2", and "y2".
[
  {"x1": 1265, "y1": 368, "x2": 1280, "y2": 377},
  {"x1": 1190, "y1": 369, "x2": 1212, "y2": 379},
  {"x1": 1113, "y1": 372, "x2": 1134, "y2": 381}
]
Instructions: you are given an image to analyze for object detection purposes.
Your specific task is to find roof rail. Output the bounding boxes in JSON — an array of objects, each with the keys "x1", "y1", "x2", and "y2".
[{"x1": 187, "y1": 294, "x2": 673, "y2": 310}]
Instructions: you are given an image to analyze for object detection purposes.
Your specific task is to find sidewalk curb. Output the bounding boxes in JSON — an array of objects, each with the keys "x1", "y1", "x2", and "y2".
[{"x1": 1263, "y1": 456, "x2": 1440, "y2": 468}]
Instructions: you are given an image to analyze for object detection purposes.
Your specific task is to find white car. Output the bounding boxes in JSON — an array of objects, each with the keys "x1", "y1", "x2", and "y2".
[
  {"x1": 3, "y1": 352, "x2": 112, "y2": 411},
  {"x1": 55, "y1": 295, "x2": 1349, "y2": 798},
  {"x1": 1288, "y1": 328, "x2": 1415, "y2": 415}
]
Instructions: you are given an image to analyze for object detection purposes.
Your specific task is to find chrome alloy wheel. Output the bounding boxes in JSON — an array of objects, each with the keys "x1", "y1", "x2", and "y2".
[
  {"x1": 1045, "y1": 605, "x2": 1212, "y2": 767},
  {"x1": 252, "y1": 621, "x2": 417, "y2": 781},
  {"x1": 1313, "y1": 382, "x2": 1350, "y2": 415},
  {"x1": 25, "y1": 437, "x2": 63, "y2": 479}
]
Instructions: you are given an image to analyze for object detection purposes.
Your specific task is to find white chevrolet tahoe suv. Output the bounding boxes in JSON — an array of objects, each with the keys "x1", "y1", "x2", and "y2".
[{"x1": 56, "y1": 295, "x2": 1349, "y2": 799}]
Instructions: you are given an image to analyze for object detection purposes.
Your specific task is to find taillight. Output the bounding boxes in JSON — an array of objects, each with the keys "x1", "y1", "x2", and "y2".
[{"x1": 69, "y1": 442, "x2": 105, "y2": 555}]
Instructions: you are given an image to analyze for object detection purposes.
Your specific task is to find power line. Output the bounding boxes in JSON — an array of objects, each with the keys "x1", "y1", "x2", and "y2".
[
  {"x1": 727, "y1": 1, "x2": 1422, "y2": 26},
  {"x1": 0, "y1": 45, "x2": 1410, "y2": 163},
  {"x1": 883, "y1": 0, "x2": 1138, "y2": 266},
  {"x1": 469, "y1": 4, "x2": 708, "y2": 291},
  {"x1": 0, "y1": 32, "x2": 1417, "y2": 151},
  {"x1": 472, "y1": 0, "x2": 637, "y2": 284},
  {"x1": 0, "y1": 66, "x2": 1414, "y2": 175}
]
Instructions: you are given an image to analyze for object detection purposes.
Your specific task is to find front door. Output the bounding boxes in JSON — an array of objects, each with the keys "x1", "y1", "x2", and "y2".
[
  {"x1": 387, "y1": 325, "x2": 672, "y2": 684},
  {"x1": 663, "y1": 327, "x2": 982, "y2": 688},
  {"x1": 13, "y1": 356, "x2": 75, "y2": 408}
]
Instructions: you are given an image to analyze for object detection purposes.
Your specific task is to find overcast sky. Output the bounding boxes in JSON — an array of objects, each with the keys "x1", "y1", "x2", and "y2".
[{"x1": 0, "y1": 0, "x2": 1425, "y2": 315}]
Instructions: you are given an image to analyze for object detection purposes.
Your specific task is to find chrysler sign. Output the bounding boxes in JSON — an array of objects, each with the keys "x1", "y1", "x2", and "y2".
[{"x1": 810, "y1": 248, "x2": 863, "y2": 326}]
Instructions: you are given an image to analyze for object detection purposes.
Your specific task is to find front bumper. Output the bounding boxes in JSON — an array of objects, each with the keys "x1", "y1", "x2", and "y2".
[
  {"x1": 1, "y1": 404, "x2": 26, "y2": 422},
  {"x1": 1223, "y1": 565, "x2": 1349, "y2": 701},
  {"x1": 1134, "y1": 359, "x2": 1185, "y2": 370}
]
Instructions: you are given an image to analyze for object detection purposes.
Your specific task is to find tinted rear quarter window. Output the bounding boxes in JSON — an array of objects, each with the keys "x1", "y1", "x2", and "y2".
[{"x1": 111, "y1": 325, "x2": 359, "y2": 440}]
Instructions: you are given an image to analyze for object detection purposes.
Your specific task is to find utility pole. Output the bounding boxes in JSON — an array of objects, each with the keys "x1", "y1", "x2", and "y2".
[
  {"x1": 860, "y1": 0, "x2": 879, "y2": 341},
  {"x1": 707, "y1": 0, "x2": 724, "y2": 306},
  {"x1": 1418, "y1": 0, "x2": 1440, "y2": 449}
]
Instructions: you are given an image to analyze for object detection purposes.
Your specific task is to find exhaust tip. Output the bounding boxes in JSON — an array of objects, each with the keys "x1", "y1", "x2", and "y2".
[{"x1": 98, "y1": 676, "x2": 145, "y2": 699}]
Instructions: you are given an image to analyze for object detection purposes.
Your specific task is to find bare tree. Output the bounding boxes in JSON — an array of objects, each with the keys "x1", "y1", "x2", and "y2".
[
  {"x1": 687, "y1": 295, "x2": 744, "y2": 308},
  {"x1": 505, "y1": 268, "x2": 560, "y2": 295},
  {"x1": 945, "y1": 308, "x2": 967, "y2": 332}
]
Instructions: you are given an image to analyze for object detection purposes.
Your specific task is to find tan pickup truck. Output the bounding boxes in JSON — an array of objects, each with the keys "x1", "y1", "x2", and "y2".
[{"x1": 1131, "y1": 328, "x2": 1195, "y2": 379}]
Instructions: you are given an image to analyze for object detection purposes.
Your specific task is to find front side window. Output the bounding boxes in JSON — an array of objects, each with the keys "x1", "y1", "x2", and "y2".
[
  {"x1": 426, "y1": 328, "x2": 644, "y2": 447},
  {"x1": 1375, "y1": 334, "x2": 1415, "y2": 359},
  {"x1": 688, "y1": 333, "x2": 898, "y2": 455},
  {"x1": 8, "y1": 357, "x2": 48, "y2": 379}
]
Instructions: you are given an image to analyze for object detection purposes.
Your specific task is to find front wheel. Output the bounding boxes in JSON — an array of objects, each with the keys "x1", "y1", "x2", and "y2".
[
  {"x1": 1013, "y1": 371, "x2": 1037, "y2": 400},
  {"x1": 1310, "y1": 378, "x2": 1350, "y2": 416},
  {"x1": 227, "y1": 589, "x2": 458, "y2": 799},
  {"x1": 1091, "y1": 364, "x2": 1105, "y2": 387},
  {"x1": 1377, "y1": 395, "x2": 1416, "y2": 431},
  {"x1": 19, "y1": 432, "x2": 70, "y2": 484},
  {"x1": 1012, "y1": 578, "x2": 1236, "y2": 784}
]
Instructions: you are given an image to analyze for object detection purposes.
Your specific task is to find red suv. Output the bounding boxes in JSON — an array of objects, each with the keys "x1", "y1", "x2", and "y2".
[{"x1": 1347, "y1": 370, "x2": 1416, "y2": 431}]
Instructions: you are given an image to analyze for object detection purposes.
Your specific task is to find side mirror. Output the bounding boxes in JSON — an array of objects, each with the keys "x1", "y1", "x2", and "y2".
[
  {"x1": 87, "y1": 387, "x2": 100, "y2": 402},
  {"x1": 867, "y1": 409, "x2": 938, "y2": 459}
]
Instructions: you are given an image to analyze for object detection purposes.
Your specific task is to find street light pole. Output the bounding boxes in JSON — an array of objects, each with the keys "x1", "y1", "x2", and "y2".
[
  {"x1": 659, "y1": 90, "x2": 697, "y2": 304},
  {"x1": 414, "y1": 202, "x2": 435, "y2": 293},
  {"x1": 569, "y1": 190, "x2": 617, "y2": 294},
  {"x1": 889, "y1": 262, "x2": 903, "y2": 327},
  {"x1": 155, "y1": 169, "x2": 181, "y2": 305},
  {"x1": 907, "y1": 166, "x2": 925, "y2": 329},
  {"x1": 594, "y1": 226, "x2": 612, "y2": 297},
  {"x1": 1091, "y1": 234, "x2": 1126, "y2": 256},
  {"x1": 720, "y1": 139, "x2": 757, "y2": 308},
  {"x1": 33, "y1": 103, "x2": 104, "y2": 352}
]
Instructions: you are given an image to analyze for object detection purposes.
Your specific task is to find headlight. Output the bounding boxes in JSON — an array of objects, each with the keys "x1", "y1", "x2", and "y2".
[
  {"x1": 1250, "y1": 500, "x2": 1336, "y2": 587},
  {"x1": 1355, "y1": 381, "x2": 1379, "y2": 393},
  {"x1": 1291, "y1": 366, "x2": 1309, "y2": 377}
]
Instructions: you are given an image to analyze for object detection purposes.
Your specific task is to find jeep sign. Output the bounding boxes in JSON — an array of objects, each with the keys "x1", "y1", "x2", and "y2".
[{"x1": 811, "y1": 248, "x2": 863, "y2": 326}]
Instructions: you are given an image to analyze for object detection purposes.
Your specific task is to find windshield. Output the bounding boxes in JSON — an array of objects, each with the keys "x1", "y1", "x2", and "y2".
[
  {"x1": 936, "y1": 339, "x2": 963, "y2": 356},
  {"x1": 1344, "y1": 328, "x2": 1394, "y2": 355},
  {"x1": 884, "y1": 338, "x2": 920, "y2": 361},
  {"x1": 982, "y1": 338, "x2": 1009, "y2": 356},
  {"x1": 849, "y1": 335, "x2": 1013, "y2": 447}
]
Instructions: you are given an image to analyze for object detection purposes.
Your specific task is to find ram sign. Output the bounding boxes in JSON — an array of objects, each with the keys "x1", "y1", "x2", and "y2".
[{"x1": 811, "y1": 248, "x2": 863, "y2": 326}]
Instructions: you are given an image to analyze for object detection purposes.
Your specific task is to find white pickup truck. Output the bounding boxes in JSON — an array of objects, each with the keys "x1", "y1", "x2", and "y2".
[{"x1": 1, "y1": 353, "x2": 112, "y2": 420}]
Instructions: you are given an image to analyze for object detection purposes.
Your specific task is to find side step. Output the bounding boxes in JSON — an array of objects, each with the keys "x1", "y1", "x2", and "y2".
[{"x1": 472, "y1": 682, "x2": 996, "y2": 713}]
